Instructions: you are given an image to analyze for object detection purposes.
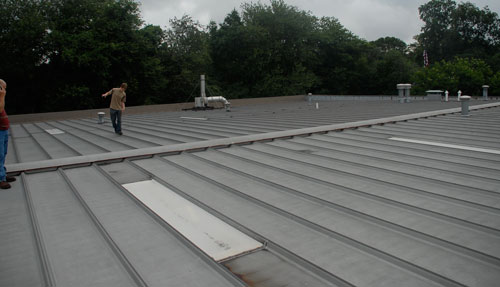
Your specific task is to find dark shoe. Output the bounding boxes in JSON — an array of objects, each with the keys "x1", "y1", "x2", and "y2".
[
  {"x1": 0, "y1": 181, "x2": 11, "y2": 189},
  {"x1": 6, "y1": 176, "x2": 16, "y2": 182},
  {"x1": 118, "y1": 131, "x2": 123, "y2": 135}
]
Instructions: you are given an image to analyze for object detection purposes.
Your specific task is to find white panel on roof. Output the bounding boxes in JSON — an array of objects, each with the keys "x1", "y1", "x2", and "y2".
[
  {"x1": 389, "y1": 137, "x2": 500, "y2": 154},
  {"x1": 123, "y1": 179, "x2": 262, "y2": 261},
  {"x1": 45, "y1": 129, "x2": 64, "y2": 135},
  {"x1": 180, "y1": 117, "x2": 208, "y2": 120}
]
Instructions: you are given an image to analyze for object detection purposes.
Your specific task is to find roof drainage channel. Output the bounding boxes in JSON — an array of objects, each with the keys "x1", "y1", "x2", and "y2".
[{"x1": 7, "y1": 102, "x2": 500, "y2": 174}]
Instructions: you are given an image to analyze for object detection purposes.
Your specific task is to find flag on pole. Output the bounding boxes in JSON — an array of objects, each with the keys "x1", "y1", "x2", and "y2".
[{"x1": 423, "y1": 50, "x2": 429, "y2": 67}]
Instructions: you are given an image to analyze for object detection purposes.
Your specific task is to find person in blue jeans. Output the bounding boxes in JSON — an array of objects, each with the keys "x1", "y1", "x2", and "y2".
[
  {"x1": 0, "y1": 79, "x2": 16, "y2": 189},
  {"x1": 102, "y1": 83, "x2": 127, "y2": 135}
]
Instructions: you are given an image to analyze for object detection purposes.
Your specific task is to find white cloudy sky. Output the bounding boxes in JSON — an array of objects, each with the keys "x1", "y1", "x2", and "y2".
[{"x1": 137, "y1": 0, "x2": 500, "y2": 43}]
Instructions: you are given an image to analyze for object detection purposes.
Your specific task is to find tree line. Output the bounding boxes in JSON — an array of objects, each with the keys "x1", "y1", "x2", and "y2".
[{"x1": 1, "y1": 0, "x2": 499, "y2": 115}]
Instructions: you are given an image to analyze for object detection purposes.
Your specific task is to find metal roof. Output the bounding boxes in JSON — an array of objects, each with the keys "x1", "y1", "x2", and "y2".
[
  {"x1": 1, "y1": 98, "x2": 500, "y2": 287},
  {"x1": 6, "y1": 99, "x2": 485, "y2": 165}
]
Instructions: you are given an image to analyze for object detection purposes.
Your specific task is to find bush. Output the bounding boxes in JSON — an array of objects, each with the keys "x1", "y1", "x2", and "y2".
[
  {"x1": 490, "y1": 72, "x2": 500, "y2": 97},
  {"x1": 412, "y1": 57, "x2": 492, "y2": 96}
]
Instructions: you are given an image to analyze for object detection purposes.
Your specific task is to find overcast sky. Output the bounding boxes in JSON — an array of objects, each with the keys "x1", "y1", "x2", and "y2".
[{"x1": 137, "y1": 0, "x2": 500, "y2": 44}]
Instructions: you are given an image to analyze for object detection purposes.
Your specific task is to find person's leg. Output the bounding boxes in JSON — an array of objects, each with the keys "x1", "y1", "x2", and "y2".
[
  {"x1": 1, "y1": 130, "x2": 14, "y2": 183},
  {"x1": 0, "y1": 130, "x2": 9, "y2": 189},
  {"x1": 110, "y1": 108, "x2": 118, "y2": 132},
  {"x1": 3, "y1": 130, "x2": 7, "y2": 176},
  {"x1": 116, "y1": 110, "x2": 122, "y2": 134}
]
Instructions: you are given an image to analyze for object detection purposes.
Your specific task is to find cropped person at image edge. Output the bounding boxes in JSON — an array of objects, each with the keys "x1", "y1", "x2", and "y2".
[{"x1": 0, "y1": 79, "x2": 16, "y2": 189}]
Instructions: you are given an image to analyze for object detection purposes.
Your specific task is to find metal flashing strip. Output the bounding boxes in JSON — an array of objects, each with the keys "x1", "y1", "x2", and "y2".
[
  {"x1": 7, "y1": 102, "x2": 500, "y2": 174},
  {"x1": 389, "y1": 137, "x2": 500, "y2": 155},
  {"x1": 122, "y1": 179, "x2": 263, "y2": 261}
]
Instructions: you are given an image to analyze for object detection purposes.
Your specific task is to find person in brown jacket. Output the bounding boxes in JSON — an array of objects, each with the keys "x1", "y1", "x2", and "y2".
[{"x1": 102, "y1": 83, "x2": 127, "y2": 135}]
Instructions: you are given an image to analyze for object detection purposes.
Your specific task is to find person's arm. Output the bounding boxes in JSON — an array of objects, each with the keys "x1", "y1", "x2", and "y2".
[
  {"x1": 0, "y1": 86, "x2": 5, "y2": 113},
  {"x1": 102, "y1": 89, "x2": 113, "y2": 97},
  {"x1": 121, "y1": 95, "x2": 126, "y2": 110}
]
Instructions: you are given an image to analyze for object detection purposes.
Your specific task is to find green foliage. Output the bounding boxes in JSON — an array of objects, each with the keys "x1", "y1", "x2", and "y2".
[
  {"x1": 1, "y1": 0, "x2": 499, "y2": 114},
  {"x1": 0, "y1": 0, "x2": 50, "y2": 113},
  {"x1": 1, "y1": 0, "x2": 180, "y2": 113},
  {"x1": 312, "y1": 17, "x2": 364, "y2": 94},
  {"x1": 412, "y1": 57, "x2": 492, "y2": 96},
  {"x1": 210, "y1": 0, "x2": 319, "y2": 99},
  {"x1": 373, "y1": 50, "x2": 418, "y2": 95},
  {"x1": 47, "y1": 85, "x2": 92, "y2": 111},
  {"x1": 489, "y1": 72, "x2": 500, "y2": 96},
  {"x1": 416, "y1": 0, "x2": 500, "y2": 63},
  {"x1": 163, "y1": 15, "x2": 211, "y2": 103},
  {"x1": 372, "y1": 37, "x2": 408, "y2": 53},
  {"x1": 417, "y1": 0, "x2": 457, "y2": 62}
]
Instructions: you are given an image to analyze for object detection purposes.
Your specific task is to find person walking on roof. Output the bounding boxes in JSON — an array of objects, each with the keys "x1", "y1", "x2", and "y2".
[
  {"x1": 0, "y1": 79, "x2": 16, "y2": 189},
  {"x1": 102, "y1": 83, "x2": 127, "y2": 135}
]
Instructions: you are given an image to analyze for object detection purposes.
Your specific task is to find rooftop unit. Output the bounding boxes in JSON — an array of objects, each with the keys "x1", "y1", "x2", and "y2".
[{"x1": 194, "y1": 75, "x2": 231, "y2": 111}]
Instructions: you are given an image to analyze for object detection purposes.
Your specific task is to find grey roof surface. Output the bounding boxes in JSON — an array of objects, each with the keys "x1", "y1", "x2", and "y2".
[
  {"x1": 6, "y1": 100, "x2": 486, "y2": 165},
  {"x1": 2, "y1": 98, "x2": 500, "y2": 287}
]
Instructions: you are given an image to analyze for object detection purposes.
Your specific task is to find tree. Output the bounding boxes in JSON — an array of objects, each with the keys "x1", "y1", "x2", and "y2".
[
  {"x1": 416, "y1": 0, "x2": 457, "y2": 63},
  {"x1": 5, "y1": 0, "x2": 497, "y2": 114},
  {"x1": 44, "y1": 0, "x2": 145, "y2": 111},
  {"x1": 163, "y1": 15, "x2": 211, "y2": 103},
  {"x1": 134, "y1": 25, "x2": 169, "y2": 105},
  {"x1": 411, "y1": 57, "x2": 492, "y2": 96},
  {"x1": 312, "y1": 16, "x2": 375, "y2": 94},
  {"x1": 210, "y1": 0, "x2": 319, "y2": 99},
  {"x1": 373, "y1": 51, "x2": 417, "y2": 95},
  {"x1": 416, "y1": 0, "x2": 500, "y2": 64},
  {"x1": 209, "y1": 10, "x2": 260, "y2": 98},
  {"x1": 372, "y1": 37, "x2": 407, "y2": 53},
  {"x1": 490, "y1": 71, "x2": 500, "y2": 96},
  {"x1": 369, "y1": 37, "x2": 417, "y2": 95},
  {"x1": 452, "y1": 3, "x2": 500, "y2": 52},
  {"x1": 0, "y1": 0, "x2": 50, "y2": 114},
  {"x1": 0, "y1": 0, "x2": 169, "y2": 113},
  {"x1": 240, "y1": 0, "x2": 318, "y2": 97}
]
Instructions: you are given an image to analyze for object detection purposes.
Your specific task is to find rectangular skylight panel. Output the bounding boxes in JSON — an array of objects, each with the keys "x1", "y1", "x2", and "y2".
[
  {"x1": 45, "y1": 129, "x2": 65, "y2": 135},
  {"x1": 123, "y1": 179, "x2": 262, "y2": 261}
]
